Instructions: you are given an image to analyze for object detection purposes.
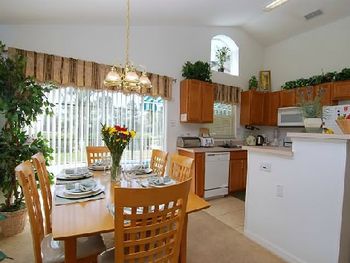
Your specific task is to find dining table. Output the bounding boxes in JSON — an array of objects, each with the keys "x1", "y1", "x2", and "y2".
[{"x1": 51, "y1": 169, "x2": 210, "y2": 263}]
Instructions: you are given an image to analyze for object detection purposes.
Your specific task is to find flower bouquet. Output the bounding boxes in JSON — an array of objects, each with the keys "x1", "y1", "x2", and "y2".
[{"x1": 101, "y1": 124, "x2": 136, "y2": 181}]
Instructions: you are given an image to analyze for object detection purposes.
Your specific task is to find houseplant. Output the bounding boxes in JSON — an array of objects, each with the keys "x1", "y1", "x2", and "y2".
[
  {"x1": 249, "y1": 76, "x2": 258, "y2": 90},
  {"x1": 101, "y1": 124, "x2": 136, "y2": 182},
  {"x1": 0, "y1": 41, "x2": 54, "y2": 236},
  {"x1": 297, "y1": 86, "x2": 324, "y2": 133},
  {"x1": 181, "y1": 61, "x2": 212, "y2": 82},
  {"x1": 215, "y1": 46, "x2": 231, "y2": 72}
]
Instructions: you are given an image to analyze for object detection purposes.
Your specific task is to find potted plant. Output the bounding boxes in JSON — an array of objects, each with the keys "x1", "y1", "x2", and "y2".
[
  {"x1": 249, "y1": 76, "x2": 258, "y2": 90},
  {"x1": 297, "y1": 87, "x2": 324, "y2": 133},
  {"x1": 0, "y1": 41, "x2": 54, "y2": 237},
  {"x1": 181, "y1": 61, "x2": 212, "y2": 82},
  {"x1": 215, "y1": 47, "x2": 230, "y2": 72}
]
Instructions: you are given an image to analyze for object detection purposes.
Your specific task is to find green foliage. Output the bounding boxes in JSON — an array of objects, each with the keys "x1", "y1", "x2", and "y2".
[
  {"x1": 281, "y1": 68, "x2": 350, "y2": 90},
  {"x1": 248, "y1": 76, "x2": 258, "y2": 90},
  {"x1": 0, "y1": 41, "x2": 55, "y2": 212},
  {"x1": 181, "y1": 61, "x2": 212, "y2": 82},
  {"x1": 297, "y1": 87, "x2": 324, "y2": 118},
  {"x1": 215, "y1": 47, "x2": 231, "y2": 69}
]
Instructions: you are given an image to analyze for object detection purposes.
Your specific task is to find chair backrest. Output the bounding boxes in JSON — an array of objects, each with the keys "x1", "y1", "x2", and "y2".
[
  {"x1": 150, "y1": 149, "x2": 168, "y2": 176},
  {"x1": 168, "y1": 154, "x2": 194, "y2": 182},
  {"x1": 86, "y1": 146, "x2": 110, "y2": 166},
  {"x1": 32, "y1": 152, "x2": 52, "y2": 234},
  {"x1": 16, "y1": 161, "x2": 44, "y2": 263},
  {"x1": 114, "y1": 179, "x2": 191, "y2": 263}
]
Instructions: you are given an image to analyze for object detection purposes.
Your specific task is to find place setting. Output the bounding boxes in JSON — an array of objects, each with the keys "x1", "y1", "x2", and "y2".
[{"x1": 88, "y1": 156, "x2": 112, "y2": 172}]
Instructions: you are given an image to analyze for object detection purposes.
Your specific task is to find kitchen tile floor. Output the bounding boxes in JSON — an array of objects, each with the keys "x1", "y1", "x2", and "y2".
[{"x1": 206, "y1": 195, "x2": 245, "y2": 234}]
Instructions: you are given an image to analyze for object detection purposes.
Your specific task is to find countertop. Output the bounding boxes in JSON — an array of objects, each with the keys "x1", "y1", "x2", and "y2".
[
  {"x1": 177, "y1": 146, "x2": 246, "y2": 153},
  {"x1": 287, "y1": 132, "x2": 350, "y2": 140},
  {"x1": 241, "y1": 146, "x2": 293, "y2": 157}
]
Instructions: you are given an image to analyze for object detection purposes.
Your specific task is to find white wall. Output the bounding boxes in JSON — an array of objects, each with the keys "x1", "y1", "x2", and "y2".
[
  {"x1": 245, "y1": 137, "x2": 350, "y2": 263},
  {"x1": 0, "y1": 24, "x2": 263, "y2": 153},
  {"x1": 264, "y1": 15, "x2": 350, "y2": 91}
]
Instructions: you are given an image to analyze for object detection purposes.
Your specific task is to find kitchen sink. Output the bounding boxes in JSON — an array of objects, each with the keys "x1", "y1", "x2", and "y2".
[{"x1": 219, "y1": 144, "x2": 242, "y2": 149}]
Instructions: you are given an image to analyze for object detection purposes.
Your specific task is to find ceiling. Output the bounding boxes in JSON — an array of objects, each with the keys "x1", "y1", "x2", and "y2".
[{"x1": 0, "y1": 0, "x2": 349, "y2": 46}]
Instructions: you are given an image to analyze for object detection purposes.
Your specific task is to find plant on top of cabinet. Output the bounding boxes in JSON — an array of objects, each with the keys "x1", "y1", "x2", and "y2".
[
  {"x1": 215, "y1": 47, "x2": 231, "y2": 72},
  {"x1": 248, "y1": 75, "x2": 258, "y2": 90},
  {"x1": 335, "y1": 68, "x2": 350, "y2": 81},
  {"x1": 181, "y1": 61, "x2": 212, "y2": 82}
]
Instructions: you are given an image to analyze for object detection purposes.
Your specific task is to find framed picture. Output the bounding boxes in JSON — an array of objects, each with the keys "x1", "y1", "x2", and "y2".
[{"x1": 259, "y1": 70, "x2": 271, "y2": 92}]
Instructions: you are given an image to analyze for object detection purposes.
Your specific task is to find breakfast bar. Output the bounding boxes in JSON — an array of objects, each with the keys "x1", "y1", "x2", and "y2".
[{"x1": 244, "y1": 133, "x2": 350, "y2": 263}]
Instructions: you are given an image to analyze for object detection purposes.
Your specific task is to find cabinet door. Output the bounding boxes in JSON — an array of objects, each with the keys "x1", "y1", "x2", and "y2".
[
  {"x1": 280, "y1": 89, "x2": 296, "y2": 107},
  {"x1": 201, "y1": 82, "x2": 214, "y2": 123},
  {"x1": 229, "y1": 159, "x2": 246, "y2": 193},
  {"x1": 263, "y1": 91, "x2": 280, "y2": 126},
  {"x1": 180, "y1": 80, "x2": 202, "y2": 122},
  {"x1": 314, "y1": 83, "x2": 334, "y2": 106},
  {"x1": 295, "y1": 87, "x2": 315, "y2": 105},
  {"x1": 240, "y1": 91, "x2": 251, "y2": 125},
  {"x1": 332, "y1": 81, "x2": 350, "y2": 101},
  {"x1": 251, "y1": 91, "x2": 265, "y2": 125}
]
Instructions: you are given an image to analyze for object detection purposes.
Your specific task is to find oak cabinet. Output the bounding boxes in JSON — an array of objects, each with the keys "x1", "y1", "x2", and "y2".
[
  {"x1": 240, "y1": 90, "x2": 265, "y2": 125},
  {"x1": 279, "y1": 89, "x2": 296, "y2": 107},
  {"x1": 331, "y1": 81, "x2": 350, "y2": 101},
  {"x1": 229, "y1": 151, "x2": 247, "y2": 193},
  {"x1": 180, "y1": 79, "x2": 214, "y2": 123},
  {"x1": 263, "y1": 91, "x2": 280, "y2": 126},
  {"x1": 295, "y1": 87, "x2": 315, "y2": 105},
  {"x1": 314, "y1": 83, "x2": 334, "y2": 106}
]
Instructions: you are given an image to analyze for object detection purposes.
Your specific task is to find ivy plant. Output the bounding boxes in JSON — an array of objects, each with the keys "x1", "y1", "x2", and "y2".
[{"x1": 0, "y1": 41, "x2": 55, "y2": 212}]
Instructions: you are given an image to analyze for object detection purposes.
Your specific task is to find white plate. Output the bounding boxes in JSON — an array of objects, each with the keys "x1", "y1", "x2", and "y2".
[
  {"x1": 88, "y1": 166, "x2": 110, "y2": 171},
  {"x1": 56, "y1": 173, "x2": 92, "y2": 180},
  {"x1": 57, "y1": 185, "x2": 105, "y2": 199},
  {"x1": 64, "y1": 185, "x2": 101, "y2": 196}
]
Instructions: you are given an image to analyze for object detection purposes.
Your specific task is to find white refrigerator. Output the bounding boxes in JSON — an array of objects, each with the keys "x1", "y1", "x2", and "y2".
[{"x1": 323, "y1": 105, "x2": 350, "y2": 134}]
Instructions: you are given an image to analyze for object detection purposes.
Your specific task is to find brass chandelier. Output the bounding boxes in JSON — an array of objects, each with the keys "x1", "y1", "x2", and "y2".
[{"x1": 104, "y1": 0, "x2": 151, "y2": 92}]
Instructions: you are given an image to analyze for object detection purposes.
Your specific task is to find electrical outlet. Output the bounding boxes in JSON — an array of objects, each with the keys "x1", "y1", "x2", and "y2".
[
  {"x1": 259, "y1": 162, "x2": 271, "y2": 172},
  {"x1": 276, "y1": 185, "x2": 284, "y2": 198}
]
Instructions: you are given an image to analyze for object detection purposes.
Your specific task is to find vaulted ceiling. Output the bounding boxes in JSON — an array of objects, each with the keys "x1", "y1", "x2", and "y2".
[{"x1": 0, "y1": 0, "x2": 349, "y2": 46}]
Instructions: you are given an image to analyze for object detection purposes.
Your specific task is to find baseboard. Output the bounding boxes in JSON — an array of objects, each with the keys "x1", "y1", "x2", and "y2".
[{"x1": 244, "y1": 229, "x2": 307, "y2": 263}]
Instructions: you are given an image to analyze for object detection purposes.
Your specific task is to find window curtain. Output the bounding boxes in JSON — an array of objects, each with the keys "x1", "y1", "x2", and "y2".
[
  {"x1": 8, "y1": 47, "x2": 173, "y2": 100},
  {"x1": 214, "y1": 83, "x2": 240, "y2": 104}
]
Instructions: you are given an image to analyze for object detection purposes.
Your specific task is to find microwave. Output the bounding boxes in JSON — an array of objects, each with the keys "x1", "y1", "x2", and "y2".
[{"x1": 277, "y1": 107, "x2": 304, "y2": 127}]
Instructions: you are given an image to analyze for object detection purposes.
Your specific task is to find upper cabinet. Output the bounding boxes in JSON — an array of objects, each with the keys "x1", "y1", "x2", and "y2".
[
  {"x1": 180, "y1": 79, "x2": 214, "y2": 123},
  {"x1": 315, "y1": 83, "x2": 334, "y2": 106},
  {"x1": 279, "y1": 89, "x2": 296, "y2": 107},
  {"x1": 240, "y1": 90, "x2": 265, "y2": 126},
  {"x1": 263, "y1": 91, "x2": 280, "y2": 126},
  {"x1": 331, "y1": 81, "x2": 350, "y2": 101}
]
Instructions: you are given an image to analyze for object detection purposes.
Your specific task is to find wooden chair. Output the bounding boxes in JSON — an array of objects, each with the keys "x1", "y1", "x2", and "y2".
[
  {"x1": 86, "y1": 146, "x2": 110, "y2": 166},
  {"x1": 21, "y1": 159, "x2": 105, "y2": 263},
  {"x1": 168, "y1": 154, "x2": 194, "y2": 182},
  {"x1": 150, "y1": 149, "x2": 168, "y2": 176},
  {"x1": 97, "y1": 179, "x2": 192, "y2": 263}
]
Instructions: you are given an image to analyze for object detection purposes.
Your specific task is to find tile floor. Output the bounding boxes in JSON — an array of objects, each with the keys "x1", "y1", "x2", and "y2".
[{"x1": 206, "y1": 195, "x2": 245, "y2": 234}]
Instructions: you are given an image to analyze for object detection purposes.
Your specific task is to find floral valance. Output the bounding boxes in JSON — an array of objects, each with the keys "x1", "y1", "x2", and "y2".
[
  {"x1": 214, "y1": 83, "x2": 240, "y2": 104},
  {"x1": 8, "y1": 47, "x2": 173, "y2": 100}
]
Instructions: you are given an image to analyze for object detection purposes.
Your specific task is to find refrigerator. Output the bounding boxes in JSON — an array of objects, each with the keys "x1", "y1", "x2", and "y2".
[{"x1": 323, "y1": 105, "x2": 350, "y2": 134}]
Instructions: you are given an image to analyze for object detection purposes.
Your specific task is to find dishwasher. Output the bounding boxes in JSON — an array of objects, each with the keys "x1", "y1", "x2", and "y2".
[{"x1": 204, "y1": 152, "x2": 230, "y2": 199}]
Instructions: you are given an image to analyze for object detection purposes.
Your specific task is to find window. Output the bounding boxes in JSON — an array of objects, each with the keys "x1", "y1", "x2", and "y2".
[
  {"x1": 204, "y1": 103, "x2": 236, "y2": 138},
  {"x1": 210, "y1": 35, "x2": 239, "y2": 76},
  {"x1": 28, "y1": 87, "x2": 165, "y2": 166}
]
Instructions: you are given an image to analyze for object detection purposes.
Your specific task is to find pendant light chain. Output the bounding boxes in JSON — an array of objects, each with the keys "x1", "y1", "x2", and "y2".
[{"x1": 126, "y1": 0, "x2": 130, "y2": 64}]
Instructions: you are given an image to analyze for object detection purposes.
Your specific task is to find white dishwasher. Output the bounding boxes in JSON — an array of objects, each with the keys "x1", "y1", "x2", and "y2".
[{"x1": 204, "y1": 152, "x2": 230, "y2": 199}]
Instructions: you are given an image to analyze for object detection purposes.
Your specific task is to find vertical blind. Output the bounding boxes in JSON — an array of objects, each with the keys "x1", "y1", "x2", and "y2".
[{"x1": 28, "y1": 87, "x2": 165, "y2": 166}]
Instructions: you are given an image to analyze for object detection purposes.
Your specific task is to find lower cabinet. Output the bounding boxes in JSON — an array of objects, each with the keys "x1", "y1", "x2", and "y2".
[{"x1": 229, "y1": 151, "x2": 247, "y2": 193}]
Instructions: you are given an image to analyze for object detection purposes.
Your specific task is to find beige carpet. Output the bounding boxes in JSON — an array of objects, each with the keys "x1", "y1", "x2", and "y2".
[{"x1": 0, "y1": 211, "x2": 285, "y2": 262}]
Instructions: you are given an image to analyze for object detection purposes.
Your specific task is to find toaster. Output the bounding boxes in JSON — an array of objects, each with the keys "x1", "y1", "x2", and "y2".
[{"x1": 176, "y1": 137, "x2": 201, "y2": 148}]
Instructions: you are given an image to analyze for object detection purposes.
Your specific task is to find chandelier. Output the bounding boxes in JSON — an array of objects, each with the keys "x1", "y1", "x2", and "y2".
[{"x1": 104, "y1": 0, "x2": 151, "y2": 92}]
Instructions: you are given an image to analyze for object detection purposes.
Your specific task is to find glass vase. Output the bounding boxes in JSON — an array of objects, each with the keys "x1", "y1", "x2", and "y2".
[{"x1": 110, "y1": 153, "x2": 122, "y2": 182}]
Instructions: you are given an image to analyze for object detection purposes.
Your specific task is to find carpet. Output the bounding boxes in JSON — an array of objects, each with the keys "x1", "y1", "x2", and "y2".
[{"x1": 187, "y1": 211, "x2": 285, "y2": 263}]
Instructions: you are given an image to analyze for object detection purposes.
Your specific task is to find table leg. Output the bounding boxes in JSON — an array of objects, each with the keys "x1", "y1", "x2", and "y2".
[
  {"x1": 179, "y1": 214, "x2": 188, "y2": 263},
  {"x1": 64, "y1": 238, "x2": 77, "y2": 263}
]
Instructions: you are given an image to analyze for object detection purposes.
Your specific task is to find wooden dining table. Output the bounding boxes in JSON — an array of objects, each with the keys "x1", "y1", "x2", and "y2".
[{"x1": 52, "y1": 170, "x2": 210, "y2": 263}]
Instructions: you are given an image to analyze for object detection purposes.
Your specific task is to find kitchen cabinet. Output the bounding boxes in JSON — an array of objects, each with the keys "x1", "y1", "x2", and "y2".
[
  {"x1": 295, "y1": 86, "x2": 315, "y2": 105},
  {"x1": 314, "y1": 83, "x2": 334, "y2": 106},
  {"x1": 263, "y1": 91, "x2": 280, "y2": 126},
  {"x1": 229, "y1": 151, "x2": 247, "y2": 193},
  {"x1": 331, "y1": 80, "x2": 350, "y2": 101},
  {"x1": 180, "y1": 79, "x2": 214, "y2": 123},
  {"x1": 240, "y1": 90, "x2": 265, "y2": 125},
  {"x1": 279, "y1": 89, "x2": 296, "y2": 107}
]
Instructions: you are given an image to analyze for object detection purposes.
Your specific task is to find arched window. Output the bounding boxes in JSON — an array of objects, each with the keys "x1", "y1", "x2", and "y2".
[{"x1": 210, "y1": 35, "x2": 239, "y2": 76}]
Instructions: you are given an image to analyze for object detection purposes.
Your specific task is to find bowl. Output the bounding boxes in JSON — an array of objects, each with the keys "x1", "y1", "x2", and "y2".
[{"x1": 336, "y1": 119, "x2": 350, "y2": 134}]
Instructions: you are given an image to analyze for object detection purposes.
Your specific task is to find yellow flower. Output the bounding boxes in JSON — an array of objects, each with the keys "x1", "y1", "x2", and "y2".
[
  {"x1": 109, "y1": 127, "x2": 116, "y2": 134},
  {"x1": 116, "y1": 138, "x2": 120, "y2": 142},
  {"x1": 123, "y1": 139, "x2": 127, "y2": 143},
  {"x1": 121, "y1": 130, "x2": 129, "y2": 135},
  {"x1": 130, "y1": 130, "x2": 136, "y2": 138}
]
